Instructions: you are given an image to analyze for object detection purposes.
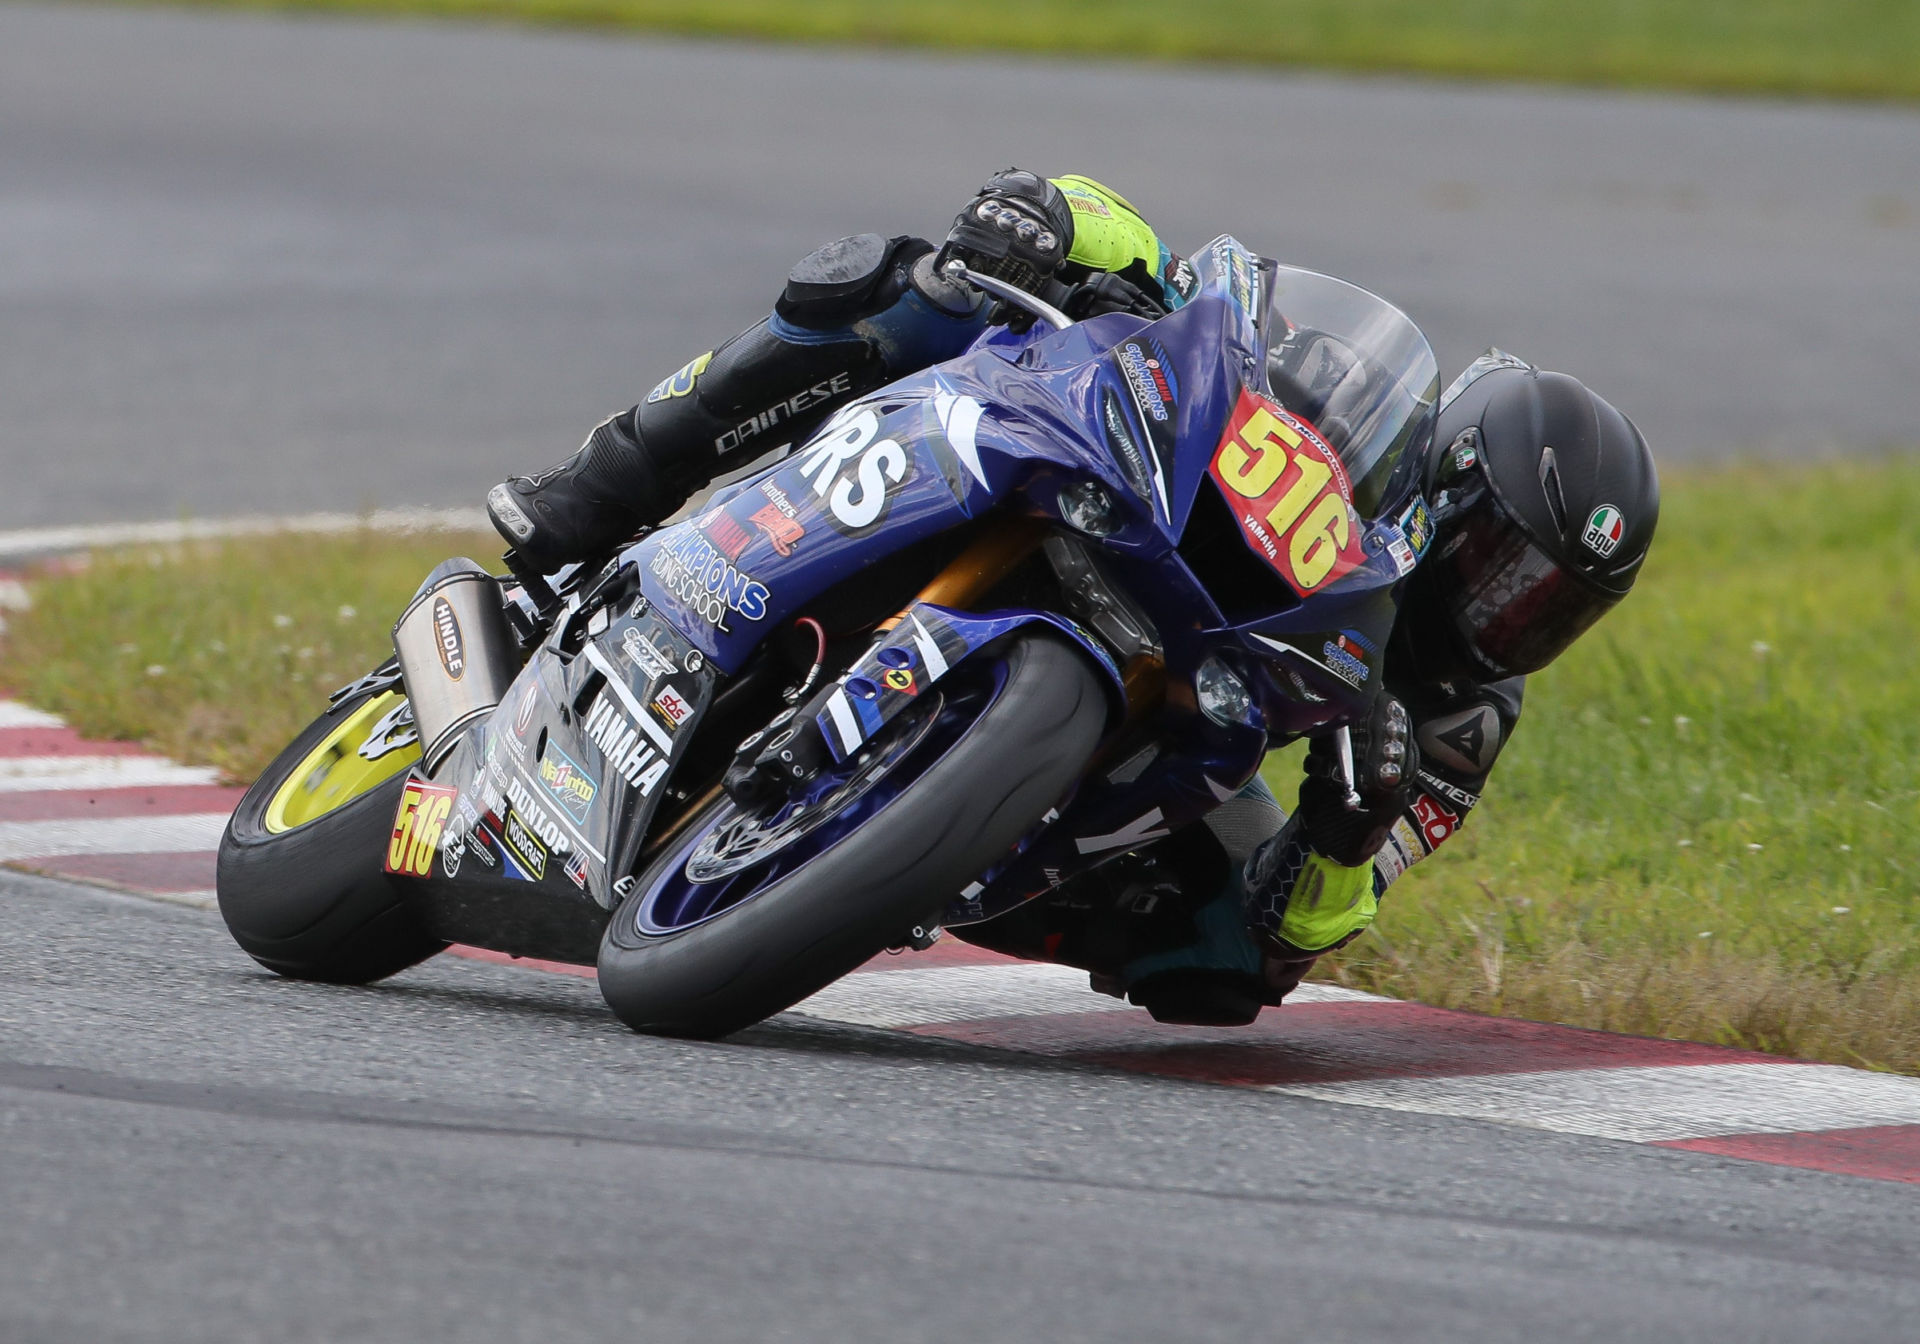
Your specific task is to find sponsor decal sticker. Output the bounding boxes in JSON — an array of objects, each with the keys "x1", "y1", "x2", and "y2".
[
  {"x1": 513, "y1": 681, "x2": 538, "y2": 737},
  {"x1": 1386, "y1": 532, "x2": 1418, "y2": 577},
  {"x1": 431, "y1": 596, "x2": 465, "y2": 681},
  {"x1": 649, "y1": 527, "x2": 770, "y2": 632},
  {"x1": 650, "y1": 684, "x2": 693, "y2": 731},
  {"x1": 1167, "y1": 256, "x2": 1197, "y2": 300},
  {"x1": 1209, "y1": 388, "x2": 1366, "y2": 596},
  {"x1": 621, "y1": 627, "x2": 675, "y2": 681},
  {"x1": 564, "y1": 851, "x2": 589, "y2": 890},
  {"x1": 1583, "y1": 503, "x2": 1625, "y2": 558},
  {"x1": 699, "y1": 508, "x2": 753, "y2": 563},
  {"x1": 1320, "y1": 631, "x2": 1373, "y2": 689},
  {"x1": 646, "y1": 351, "x2": 712, "y2": 404},
  {"x1": 749, "y1": 484, "x2": 807, "y2": 555},
  {"x1": 1320, "y1": 640, "x2": 1367, "y2": 689},
  {"x1": 386, "y1": 780, "x2": 458, "y2": 878},
  {"x1": 1400, "y1": 497, "x2": 1434, "y2": 557},
  {"x1": 504, "y1": 775, "x2": 572, "y2": 855},
  {"x1": 537, "y1": 744, "x2": 599, "y2": 825},
  {"x1": 1410, "y1": 792, "x2": 1462, "y2": 850},
  {"x1": 1119, "y1": 340, "x2": 1178, "y2": 424},
  {"x1": 583, "y1": 691, "x2": 671, "y2": 795},
  {"x1": 881, "y1": 666, "x2": 916, "y2": 696},
  {"x1": 1375, "y1": 816, "x2": 1427, "y2": 881},
  {"x1": 791, "y1": 406, "x2": 909, "y2": 532},
  {"x1": 502, "y1": 808, "x2": 549, "y2": 880}
]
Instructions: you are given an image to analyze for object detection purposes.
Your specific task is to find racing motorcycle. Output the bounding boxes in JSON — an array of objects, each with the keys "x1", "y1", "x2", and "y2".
[{"x1": 216, "y1": 238, "x2": 1441, "y2": 1038}]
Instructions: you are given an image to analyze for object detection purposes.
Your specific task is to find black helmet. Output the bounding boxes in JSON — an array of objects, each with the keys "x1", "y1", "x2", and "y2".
[{"x1": 1405, "y1": 352, "x2": 1658, "y2": 681}]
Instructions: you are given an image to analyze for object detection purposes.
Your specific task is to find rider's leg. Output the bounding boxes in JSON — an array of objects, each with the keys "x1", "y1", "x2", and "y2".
[
  {"x1": 951, "y1": 778, "x2": 1316, "y2": 1025},
  {"x1": 488, "y1": 234, "x2": 986, "y2": 570}
]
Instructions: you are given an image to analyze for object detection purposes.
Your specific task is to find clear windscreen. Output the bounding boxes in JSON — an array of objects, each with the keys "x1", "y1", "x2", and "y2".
[{"x1": 1257, "y1": 265, "x2": 1440, "y2": 518}]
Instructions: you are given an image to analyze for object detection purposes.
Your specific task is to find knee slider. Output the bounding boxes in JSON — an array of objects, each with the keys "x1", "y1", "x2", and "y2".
[{"x1": 777, "y1": 233, "x2": 934, "y2": 329}]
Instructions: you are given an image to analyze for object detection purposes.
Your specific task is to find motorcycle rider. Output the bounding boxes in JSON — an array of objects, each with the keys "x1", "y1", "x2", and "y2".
[{"x1": 487, "y1": 170, "x2": 1659, "y2": 1024}]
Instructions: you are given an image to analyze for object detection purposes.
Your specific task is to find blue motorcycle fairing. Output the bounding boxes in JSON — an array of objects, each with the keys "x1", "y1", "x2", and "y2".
[
  {"x1": 812, "y1": 602, "x2": 1127, "y2": 764},
  {"x1": 628, "y1": 239, "x2": 1276, "y2": 675}
]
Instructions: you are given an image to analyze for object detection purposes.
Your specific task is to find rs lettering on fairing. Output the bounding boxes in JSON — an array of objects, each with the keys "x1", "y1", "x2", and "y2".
[
  {"x1": 715, "y1": 373, "x2": 855, "y2": 454},
  {"x1": 793, "y1": 406, "x2": 909, "y2": 531}
]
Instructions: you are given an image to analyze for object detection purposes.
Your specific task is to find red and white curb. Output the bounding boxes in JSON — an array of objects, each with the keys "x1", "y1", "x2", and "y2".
[{"x1": 5, "y1": 694, "x2": 1920, "y2": 1186}]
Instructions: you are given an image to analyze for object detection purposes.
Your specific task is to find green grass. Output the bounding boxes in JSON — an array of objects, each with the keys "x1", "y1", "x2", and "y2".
[
  {"x1": 0, "y1": 529, "x2": 502, "y2": 780},
  {"x1": 3, "y1": 457, "x2": 1917, "y2": 1070},
  {"x1": 1283, "y1": 456, "x2": 1920, "y2": 1072},
  {"x1": 110, "y1": 0, "x2": 1920, "y2": 101}
]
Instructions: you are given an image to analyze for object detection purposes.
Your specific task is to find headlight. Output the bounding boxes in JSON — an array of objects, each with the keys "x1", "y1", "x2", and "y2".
[
  {"x1": 1058, "y1": 481, "x2": 1120, "y2": 537},
  {"x1": 1196, "y1": 657, "x2": 1261, "y2": 729}
]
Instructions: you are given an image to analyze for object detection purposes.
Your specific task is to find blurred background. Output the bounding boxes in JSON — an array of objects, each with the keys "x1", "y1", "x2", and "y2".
[{"x1": 3, "y1": 1, "x2": 1916, "y2": 531}]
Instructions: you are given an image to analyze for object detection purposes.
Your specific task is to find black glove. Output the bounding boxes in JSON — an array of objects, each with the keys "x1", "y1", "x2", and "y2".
[
  {"x1": 935, "y1": 168, "x2": 1074, "y2": 298},
  {"x1": 1061, "y1": 271, "x2": 1168, "y2": 322},
  {"x1": 1296, "y1": 693, "x2": 1418, "y2": 867}
]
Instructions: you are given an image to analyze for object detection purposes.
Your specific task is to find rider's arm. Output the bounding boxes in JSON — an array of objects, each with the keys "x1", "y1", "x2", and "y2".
[
  {"x1": 1245, "y1": 677, "x2": 1525, "y2": 957},
  {"x1": 1049, "y1": 175, "x2": 1195, "y2": 312}
]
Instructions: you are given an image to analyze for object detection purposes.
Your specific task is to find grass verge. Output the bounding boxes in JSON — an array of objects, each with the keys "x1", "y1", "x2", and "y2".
[
  {"x1": 107, "y1": 0, "x2": 1920, "y2": 102},
  {"x1": 1284, "y1": 456, "x2": 1920, "y2": 1073},
  {"x1": 0, "y1": 529, "x2": 501, "y2": 780},
  {"x1": 3, "y1": 457, "x2": 1917, "y2": 1070}
]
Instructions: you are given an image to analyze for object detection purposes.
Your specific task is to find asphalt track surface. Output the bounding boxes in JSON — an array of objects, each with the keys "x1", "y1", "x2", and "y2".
[
  {"x1": 7, "y1": 871, "x2": 1920, "y2": 1344},
  {"x1": 5, "y1": 4, "x2": 1920, "y2": 532}
]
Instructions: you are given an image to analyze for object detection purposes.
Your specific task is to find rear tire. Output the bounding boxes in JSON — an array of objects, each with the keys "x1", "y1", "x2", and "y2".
[
  {"x1": 217, "y1": 688, "x2": 446, "y2": 984},
  {"x1": 598, "y1": 633, "x2": 1107, "y2": 1039}
]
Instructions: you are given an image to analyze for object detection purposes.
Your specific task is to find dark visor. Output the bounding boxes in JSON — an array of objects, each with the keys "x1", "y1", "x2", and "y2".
[{"x1": 1427, "y1": 478, "x2": 1621, "y2": 677}]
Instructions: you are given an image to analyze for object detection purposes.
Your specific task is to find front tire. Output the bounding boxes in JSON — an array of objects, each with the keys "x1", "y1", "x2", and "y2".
[
  {"x1": 217, "y1": 687, "x2": 446, "y2": 983},
  {"x1": 597, "y1": 633, "x2": 1107, "y2": 1038}
]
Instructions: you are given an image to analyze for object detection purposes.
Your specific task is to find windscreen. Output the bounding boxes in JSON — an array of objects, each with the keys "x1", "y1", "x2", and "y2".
[{"x1": 1258, "y1": 265, "x2": 1439, "y2": 519}]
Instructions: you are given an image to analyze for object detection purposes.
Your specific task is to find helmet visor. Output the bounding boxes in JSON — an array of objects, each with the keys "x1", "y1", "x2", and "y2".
[{"x1": 1426, "y1": 475, "x2": 1621, "y2": 677}]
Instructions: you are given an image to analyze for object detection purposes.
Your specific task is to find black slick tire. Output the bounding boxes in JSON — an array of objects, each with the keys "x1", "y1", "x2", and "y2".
[
  {"x1": 217, "y1": 697, "x2": 446, "y2": 984},
  {"x1": 597, "y1": 633, "x2": 1107, "y2": 1039}
]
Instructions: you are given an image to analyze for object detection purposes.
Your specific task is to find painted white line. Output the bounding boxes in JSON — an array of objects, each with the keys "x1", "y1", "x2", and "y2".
[
  {"x1": 0, "y1": 701, "x2": 64, "y2": 729},
  {"x1": 0, "y1": 507, "x2": 490, "y2": 562},
  {"x1": 1273, "y1": 1062, "x2": 1920, "y2": 1143},
  {"x1": 794, "y1": 962, "x2": 1137, "y2": 1029},
  {"x1": 791, "y1": 961, "x2": 1391, "y2": 1029},
  {"x1": 0, "y1": 813, "x2": 231, "y2": 861},
  {"x1": 1285, "y1": 982, "x2": 1395, "y2": 1005},
  {"x1": 135, "y1": 888, "x2": 219, "y2": 911},
  {"x1": 0, "y1": 757, "x2": 225, "y2": 792}
]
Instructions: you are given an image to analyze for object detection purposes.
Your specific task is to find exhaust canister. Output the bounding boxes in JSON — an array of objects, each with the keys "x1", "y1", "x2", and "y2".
[{"x1": 392, "y1": 558, "x2": 519, "y2": 772}]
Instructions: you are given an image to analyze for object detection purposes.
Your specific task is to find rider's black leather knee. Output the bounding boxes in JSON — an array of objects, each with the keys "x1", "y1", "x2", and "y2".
[{"x1": 776, "y1": 233, "x2": 935, "y2": 330}]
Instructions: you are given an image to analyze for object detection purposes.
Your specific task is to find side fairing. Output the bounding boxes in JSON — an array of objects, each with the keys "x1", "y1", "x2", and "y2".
[{"x1": 627, "y1": 239, "x2": 1270, "y2": 671}]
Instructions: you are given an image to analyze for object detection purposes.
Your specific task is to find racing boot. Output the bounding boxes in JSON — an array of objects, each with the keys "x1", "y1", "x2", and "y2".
[{"x1": 488, "y1": 233, "x2": 984, "y2": 572}]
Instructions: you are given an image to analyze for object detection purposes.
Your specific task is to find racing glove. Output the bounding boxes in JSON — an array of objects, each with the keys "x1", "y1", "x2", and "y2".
[
  {"x1": 1296, "y1": 692, "x2": 1418, "y2": 868},
  {"x1": 1061, "y1": 270, "x2": 1169, "y2": 322},
  {"x1": 935, "y1": 168, "x2": 1075, "y2": 299}
]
